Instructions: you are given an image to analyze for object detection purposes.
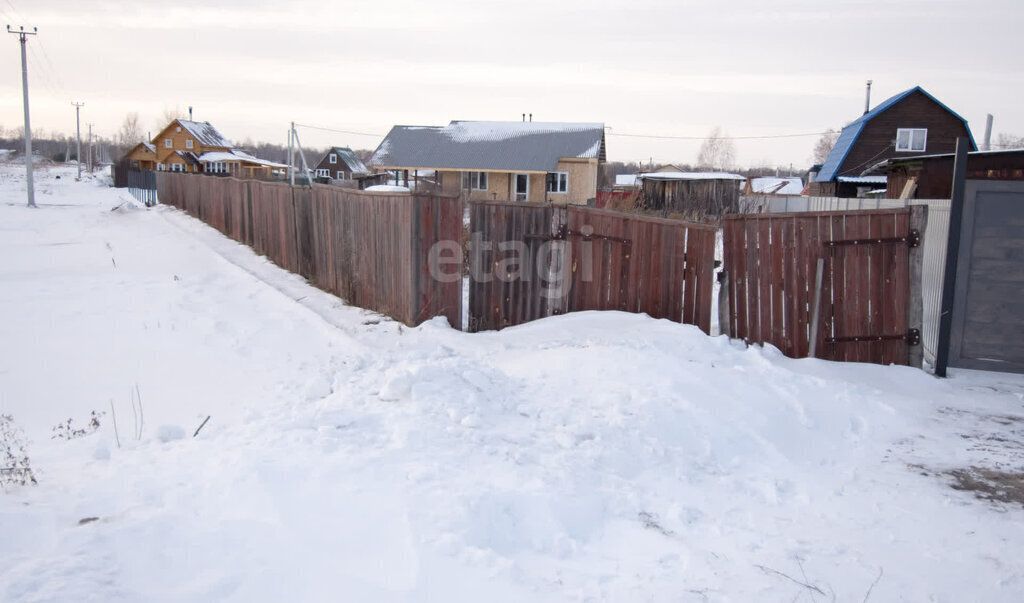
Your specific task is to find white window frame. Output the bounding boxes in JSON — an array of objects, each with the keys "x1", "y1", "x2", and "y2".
[
  {"x1": 329, "y1": 153, "x2": 337, "y2": 164},
  {"x1": 547, "y1": 171, "x2": 569, "y2": 194},
  {"x1": 514, "y1": 173, "x2": 529, "y2": 201},
  {"x1": 185, "y1": 139, "x2": 194, "y2": 149},
  {"x1": 164, "y1": 138, "x2": 172, "y2": 148},
  {"x1": 315, "y1": 168, "x2": 330, "y2": 178},
  {"x1": 337, "y1": 170, "x2": 347, "y2": 180},
  {"x1": 462, "y1": 171, "x2": 488, "y2": 190},
  {"x1": 895, "y1": 128, "x2": 927, "y2": 153},
  {"x1": 169, "y1": 162, "x2": 184, "y2": 172}
]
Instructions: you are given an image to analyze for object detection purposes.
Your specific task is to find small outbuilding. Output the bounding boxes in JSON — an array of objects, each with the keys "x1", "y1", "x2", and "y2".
[{"x1": 638, "y1": 171, "x2": 745, "y2": 218}]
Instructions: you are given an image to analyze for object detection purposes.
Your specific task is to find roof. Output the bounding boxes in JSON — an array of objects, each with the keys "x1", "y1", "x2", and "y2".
[
  {"x1": 748, "y1": 176, "x2": 804, "y2": 195},
  {"x1": 173, "y1": 119, "x2": 233, "y2": 148},
  {"x1": 640, "y1": 171, "x2": 745, "y2": 181},
  {"x1": 168, "y1": 151, "x2": 201, "y2": 166},
  {"x1": 198, "y1": 150, "x2": 287, "y2": 168},
  {"x1": 370, "y1": 121, "x2": 606, "y2": 172},
  {"x1": 615, "y1": 174, "x2": 639, "y2": 187},
  {"x1": 836, "y1": 175, "x2": 887, "y2": 185},
  {"x1": 815, "y1": 86, "x2": 975, "y2": 183},
  {"x1": 869, "y1": 147, "x2": 1024, "y2": 172},
  {"x1": 329, "y1": 147, "x2": 369, "y2": 174}
]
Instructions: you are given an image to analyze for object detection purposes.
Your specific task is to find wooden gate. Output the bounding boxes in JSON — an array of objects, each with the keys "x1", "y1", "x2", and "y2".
[
  {"x1": 722, "y1": 207, "x2": 926, "y2": 366},
  {"x1": 468, "y1": 201, "x2": 716, "y2": 333}
]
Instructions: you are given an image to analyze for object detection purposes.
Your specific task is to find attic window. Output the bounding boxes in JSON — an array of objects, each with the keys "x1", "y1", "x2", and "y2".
[
  {"x1": 185, "y1": 139, "x2": 193, "y2": 149},
  {"x1": 176, "y1": 126, "x2": 181, "y2": 133},
  {"x1": 896, "y1": 128, "x2": 927, "y2": 152},
  {"x1": 329, "y1": 153, "x2": 337, "y2": 164},
  {"x1": 164, "y1": 139, "x2": 172, "y2": 148}
]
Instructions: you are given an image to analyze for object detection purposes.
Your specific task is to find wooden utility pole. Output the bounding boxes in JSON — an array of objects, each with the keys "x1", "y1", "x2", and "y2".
[
  {"x1": 72, "y1": 101, "x2": 84, "y2": 179},
  {"x1": 7, "y1": 25, "x2": 37, "y2": 207}
]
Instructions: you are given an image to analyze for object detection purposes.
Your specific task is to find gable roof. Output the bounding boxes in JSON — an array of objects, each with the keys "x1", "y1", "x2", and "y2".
[
  {"x1": 815, "y1": 87, "x2": 975, "y2": 183},
  {"x1": 327, "y1": 147, "x2": 369, "y2": 174},
  {"x1": 154, "y1": 119, "x2": 232, "y2": 149},
  {"x1": 370, "y1": 121, "x2": 606, "y2": 172},
  {"x1": 640, "y1": 171, "x2": 745, "y2": 181}
]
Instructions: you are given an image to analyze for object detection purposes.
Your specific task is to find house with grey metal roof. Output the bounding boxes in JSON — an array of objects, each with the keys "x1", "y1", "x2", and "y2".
[
  {"x1": 810, "y1": 86, "x2": 975, "y2": 197},
  {"x1": 369, "y1": 120, "x2": 606, "y2": 204},
  {"x1": 312, "y1": 146, "x2": 370, "y2": 182}
]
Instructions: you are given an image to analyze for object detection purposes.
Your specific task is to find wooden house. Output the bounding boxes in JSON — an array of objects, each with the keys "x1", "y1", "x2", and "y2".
[
  {"x1": 124, "y1": 142, "x2": 157, "y2": 171},
  {"x1": 312, "y1": 147, "x2": 369, "y2": 182},
  {"x1": 369, "y1": 121, "x2": 606, "y2": 205},
  {"x1": 876, "y1": 149, "x2": 1024, "y2": 199},
  {"x1": 638, "y1": 171, "x2": 745, "y2": 217},
  {"x1": 147, "y1": 119, "x2": 287, "y2": 179},
  {"x1": 810, "y1": 86, "x2": 975, "y2": 197}
]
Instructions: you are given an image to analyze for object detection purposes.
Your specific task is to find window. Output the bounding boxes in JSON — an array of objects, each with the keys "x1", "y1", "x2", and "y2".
[
  {"x1": 462, "y1": 171, "x2": 488, "y2": 190},
  {"x1": 546, "y1": 171, "x2": 568, "y2": 193},
  {"x1": 176, "y1": 126, "x2": 182, "y2": 133},
  {"x1": 315, "y1": 168, "x2": 330, "y2": 178},
  {"x1": 169, "y1": 163, "x2": 184, "y2": 172},
  {"x1": 164, "y1": 139, "x2": 172, "y2": 148},
  {"x1": 185, "y1": 139, "x2": 193, "y2": 149},
  {"x1": 205, "y1": 162, "x2": 227, "y2": 174},
  {"x1": 157, "y1": 163, "x2": 166, "y2": 171},
  {"x1": 338, "y1": 170, "x2": 347, "y2": 180},
  {"x1": 896, "y1": 128, "x2": 927, "y2": 152},
  {"x1": 329, "y1": 153, "x2": 337, "y2": 164}
]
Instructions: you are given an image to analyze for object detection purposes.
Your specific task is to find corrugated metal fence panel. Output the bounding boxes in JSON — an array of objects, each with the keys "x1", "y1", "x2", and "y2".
[
  {"x1": 468, "y1": 202, "x2": 716, "y2": 333},
  {"x1": 154, "y1": 173, "x2": 462, "y2": 328},
  {"x1": 723, "y1": 209, "x2": 913, "y2": 365}
]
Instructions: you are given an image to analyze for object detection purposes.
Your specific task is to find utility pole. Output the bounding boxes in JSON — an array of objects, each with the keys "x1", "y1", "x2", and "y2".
[
  {"x1": 72, "y1": 101, "x2": 84, "y2": 179},
  {"x1": 87, "y1": 123, "x2": 93, "y2": 172},
  {"x1": 7, "y1": 25, "x2": 37, "y2": 208}
]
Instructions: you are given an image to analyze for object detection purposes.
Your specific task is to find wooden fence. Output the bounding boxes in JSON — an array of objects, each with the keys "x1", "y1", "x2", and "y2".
[
  {"x1": 156, "y1": 172, "x2": 462, "y2": 327},
  {"x1": 722, "y1": 207, "x2": 926, "y2": 366},
  {"x1": 468, "y1": 201, "x2": 717, "y2": 333}
]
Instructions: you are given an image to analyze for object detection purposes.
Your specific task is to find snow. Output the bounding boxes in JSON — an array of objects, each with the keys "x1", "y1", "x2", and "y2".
[
  {"x1": 749, "y1": 176, "x2": 804, "y2": 195},
  {"x1": 641, "y1": 171, "x2": 746, "y2": 181},
  {"x1": 446, "y1": 121, "x2": 604, "y2": 144},
  {"x1": 2, "y1": 163, "x2": 1024, "y2": 601},
  {"x1": 365, "y1": 184, "x2": 411, "y2": 192}
]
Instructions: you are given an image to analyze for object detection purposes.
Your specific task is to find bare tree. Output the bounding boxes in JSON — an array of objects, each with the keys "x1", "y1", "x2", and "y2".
[
  {"x1": 155, "y1": 106, "x2": 186, "y2": 132},
  {"x1": 117, "y1": 112, "x2": 144, "y2": 147},
  {"x1": 812, "y1": 128, "x2": 841, "y2": 164},
  {"x1": 994, "y1": 133, "x2": 1024, "y2": 150},
  {"x1": 696, "y1": 126, "x2": 736, "y2": 171}
]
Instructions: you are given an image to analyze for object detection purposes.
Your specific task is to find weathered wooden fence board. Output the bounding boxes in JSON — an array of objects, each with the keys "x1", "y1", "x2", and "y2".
[
  {"x1": 156, "y1": 173, "x2": 462, "y2": 328},
  {"x1": 723, "y1": 208, "x2": 922, "y2": 365},
  {"x1": 468, "y1": 202, "x2": 716, "y2": 333}
]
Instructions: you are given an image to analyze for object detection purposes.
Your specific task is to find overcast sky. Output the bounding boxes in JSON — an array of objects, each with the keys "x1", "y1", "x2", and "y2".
[{"x1": 2, "y1": 0, "x2": 1021, "y2": 168}]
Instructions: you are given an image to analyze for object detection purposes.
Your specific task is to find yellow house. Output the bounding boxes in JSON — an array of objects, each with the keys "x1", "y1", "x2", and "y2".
[
  {"x1": 124, "y1": 142, "x2": 157, "y2": 170},
  {"x1": 369, "y1": 121, "x2": 606, "y2": 205},
  {"x1": 146, "y1": 119, "x2": 287, "y2": 178}
]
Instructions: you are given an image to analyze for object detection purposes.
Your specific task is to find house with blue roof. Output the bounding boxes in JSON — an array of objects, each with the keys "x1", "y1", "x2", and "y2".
[{"x1": 810, "y1": 87, "x2": 975, "y2": 197}]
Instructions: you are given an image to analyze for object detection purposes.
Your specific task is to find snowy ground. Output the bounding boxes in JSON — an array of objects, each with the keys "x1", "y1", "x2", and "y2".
[{"x1": 1, "y1": 165, "x2": 1024, "y2": 602}]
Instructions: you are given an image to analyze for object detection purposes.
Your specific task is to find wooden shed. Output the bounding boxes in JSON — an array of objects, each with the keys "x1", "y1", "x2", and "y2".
[
  {"x1": 638, "y1": 171, "x2": 745, "y2": 218},
  {"x1": 878, "y1": 149, "x2": 1024, "y2": 199}
]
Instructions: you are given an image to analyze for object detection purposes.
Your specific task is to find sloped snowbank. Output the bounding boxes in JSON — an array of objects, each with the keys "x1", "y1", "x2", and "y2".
[{"x1": 1, "y1": 165, "x2": 1023, "y2": 601}]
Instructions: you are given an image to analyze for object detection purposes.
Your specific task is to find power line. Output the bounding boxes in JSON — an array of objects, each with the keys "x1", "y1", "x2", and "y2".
[
  {"x1": 7, "y1": 24, "x2": 37, "y2": 208},
  {"x1": 607, "y1": 130, "x2": 828, "y2": 141},
  {"x1": 293, "y1": 122, "x2": 385, "y2": 138}
]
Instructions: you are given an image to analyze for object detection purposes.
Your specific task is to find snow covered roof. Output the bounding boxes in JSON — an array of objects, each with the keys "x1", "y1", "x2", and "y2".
[
  {"x1": 370, "y1": 121, "x2": 606, "y2": 172},
  {"x1": 836, "y1": 175, "x2": 888, "y2": 185},
  {"x1": 197, "y1": 150, "x2": 287, "y2": 168},
  {"x1": 329, "y1": 147, "x2": 369, "y2": 174},
  {"x1": 815, "y1": 86, "x2": 976, "y2": 183},
  {"x1": 640, "y1": 171, "x2": 745, "y2": 181},
  {"x1": 174, "y1": 119, "x2": 233, "y2": 148},
  {"x1": 615, "y1": 174, "x2": 639, "y2": 187},
  {"x1": 749, "y1": 176, "x2": 804, "y2": 195},
  {"x1": 365, "y1": 184, "x2": 410, "y2": 192}
]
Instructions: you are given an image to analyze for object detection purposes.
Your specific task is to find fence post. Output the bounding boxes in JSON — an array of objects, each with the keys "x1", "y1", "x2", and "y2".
[
  {"x1": 718, "y1": 270, "x2": 731, "y2": 337},
  {"x1": 908, "y1": 204, "x2": 928, "y2": 369},
  {"x1": 808, "y1": 257, "x2": 825, "y2": 357}
]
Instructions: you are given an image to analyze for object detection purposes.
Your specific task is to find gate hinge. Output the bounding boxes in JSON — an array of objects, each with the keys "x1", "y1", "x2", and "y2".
[
  {"x1": 906, "y1": 328, "x2": 920, "y2": 346},
  {"x1": 907, "y1": 229, "x2": 921, "y2": 248}
]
